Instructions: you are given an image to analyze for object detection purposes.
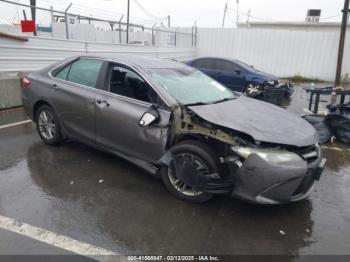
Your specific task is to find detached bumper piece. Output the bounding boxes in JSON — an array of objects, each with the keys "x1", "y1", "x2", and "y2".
[
  {"x1": 230, "y1": 146, "x2": 325, "y2": 205},
  {"x1": 261, "y1": 87, "x2": 285, "y2": 106},
  {"x1": 258, "y1": 82, "x2": 294, "y2": 106},
  {"x1": 198, "y1": 173, "x2": 234, "y2": 194},
  {"x1": 279, "y1": 82, "x2": 294, "y2": 98}
]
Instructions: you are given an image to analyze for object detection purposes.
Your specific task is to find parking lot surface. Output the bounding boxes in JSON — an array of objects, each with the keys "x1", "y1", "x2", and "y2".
[{"x1": 0, "y1": 84, "x2": 350, "y2": 258}]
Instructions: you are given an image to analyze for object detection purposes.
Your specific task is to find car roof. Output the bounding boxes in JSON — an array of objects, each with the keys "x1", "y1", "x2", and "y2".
[
  {"x1": 79, "y1": 54, "x2": 187, "y2": 69},
  {"x1": 191, "y1": 56, "x2": 238, "y2": 64},
  {"x1": 42, "y1": 54, "x2": 191, "y2": 108}
]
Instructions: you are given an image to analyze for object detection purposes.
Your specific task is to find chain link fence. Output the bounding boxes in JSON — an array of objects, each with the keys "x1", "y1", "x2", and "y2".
[{"x1": 0, "y1": 0, "x2": 196, "y2": 47}]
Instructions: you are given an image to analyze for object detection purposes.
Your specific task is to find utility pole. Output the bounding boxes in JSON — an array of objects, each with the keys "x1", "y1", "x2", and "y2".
[
  {"x1": 50, "y1": 6, "x2": 54, "y2": 26},
  {"x1": 236, "y1": 0, "x2": 240, "y2": 26},
  {"x1": 30, "y1": 0, "x2": 36, "y2": 36},
  {"x1": 174, "y1": 27, "x2": 178, "y2": 46},
  {"x1": 151, "y1": 23, "x2": 157, "y2": 46},
  {"x1": 168, "y1": 15, "x2": 170, "y2": 27},
  {"x1": 246, "y1": 9, "x2": 251, "y2": 24},
  {"x1": 332, "y1": 0, "x2": 350, "y2": 103},
  {"x1": 64, "y1": 3, "x2": 72, "y2": 40},
  {"x1": 118, "y1": 14, "x2": 124, "y2": 44},
  {"x1": 126, "y1": 0, "x2": 130, "y2": 44},
  {"x1": 50, "y1": 6, "x2": 54, "y2": 37},
  {"x1": 222, "y1": 2, "x2": 227, "y2": 28},
  {"x1": 23, "y1": 10, "x2": 27, "y2": 20},
  {"x1": 191, "y1": 24, "x2": 194, "y2": 46},
  {"x1": 194, "y1": 20, "x2": 197, "y2": 46}
]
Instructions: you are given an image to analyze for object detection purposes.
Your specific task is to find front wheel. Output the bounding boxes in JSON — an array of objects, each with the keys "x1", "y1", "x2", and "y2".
[
  {"x1": 160, "y1": 140, "x2": 218, "y2": 203},
  {"x1": 244, "y1": 83, "x2": 264, "y2": 98}
]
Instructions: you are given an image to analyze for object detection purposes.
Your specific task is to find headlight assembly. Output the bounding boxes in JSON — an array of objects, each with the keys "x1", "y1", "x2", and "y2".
[{"x1": 231, "y1": 146, "x2": 302, "y2": 164}]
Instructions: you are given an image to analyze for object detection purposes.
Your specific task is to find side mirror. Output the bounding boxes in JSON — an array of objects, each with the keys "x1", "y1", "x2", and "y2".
[
  {"x1": 139, "y1": 107, "x2": 159, "y2": 127},
  {"x1": 235, "y1": 70, "x2": 241, "y2": 74}
]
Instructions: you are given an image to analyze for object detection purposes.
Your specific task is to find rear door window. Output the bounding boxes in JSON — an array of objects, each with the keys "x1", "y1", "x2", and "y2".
[
  {"x1": 67, "y1": 59, "x2": 104, "y2": 88},
  {"x1": 55, "y1": 65, "x2": 70, "y2": 80},
  {"x1": 54, "y1": 59, "x2": 104, "y2": 88}
]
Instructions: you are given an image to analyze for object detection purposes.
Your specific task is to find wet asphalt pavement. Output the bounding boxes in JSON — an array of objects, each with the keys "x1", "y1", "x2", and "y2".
[{"x1": 0, "y1": 84, "x2": 349, "y2": 258}]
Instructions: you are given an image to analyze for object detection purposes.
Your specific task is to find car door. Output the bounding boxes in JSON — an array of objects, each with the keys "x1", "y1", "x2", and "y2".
[
  {"x1": 49, "y1": 58, "x2": 105, "y2": 144},
  {"x1": 95, "y1": 63, "x2": 171, "y2": 164},
  {"x1": 213, "y1": 59, "x2": 246, "y2": 92}
]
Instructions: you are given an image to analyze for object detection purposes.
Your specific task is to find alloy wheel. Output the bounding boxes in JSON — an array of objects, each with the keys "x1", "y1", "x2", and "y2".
[
  {"x1": 38, "y1": 110, "x2": 56, "y2": 140},
  {"x1": 168, "y1": 153, "x2": 210, "y2": 196}
]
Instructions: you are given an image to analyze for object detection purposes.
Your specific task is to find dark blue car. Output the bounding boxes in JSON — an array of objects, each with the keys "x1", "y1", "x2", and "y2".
[{"x1": 187, "y1": 57, "x2": 293, "y2": 99}]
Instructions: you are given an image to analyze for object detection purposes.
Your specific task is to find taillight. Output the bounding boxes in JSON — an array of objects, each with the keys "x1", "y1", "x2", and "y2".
[{"x1": 22, "y1": 77, "x2": 31, "y2": 88}]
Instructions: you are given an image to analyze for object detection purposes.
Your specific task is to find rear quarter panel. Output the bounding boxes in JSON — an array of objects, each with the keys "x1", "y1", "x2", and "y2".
[{"x1": 22, "y1": 70, "x2": 58, "y2": 120}]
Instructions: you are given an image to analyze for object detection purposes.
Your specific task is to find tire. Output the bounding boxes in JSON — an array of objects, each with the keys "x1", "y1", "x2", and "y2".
[
  {"x1": 35, "y1": 104, "x2": 62, "y2": 146},
  {"x1": 244, "y1": 83, "x2": 263, "y2": 98},
  {"x1": 160, "y1": 140, "x2": 219, "y2": 203}
]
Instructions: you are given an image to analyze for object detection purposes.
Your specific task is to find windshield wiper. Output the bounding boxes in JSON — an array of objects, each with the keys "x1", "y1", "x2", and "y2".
[
  {"x1": 210, "y1": 97, "x2": 236, "y2": 104},
  {"x1": 185, "y1": 96, "x2": 236, "y2": 106},
  {"x1": 185, "y1": 101, "x2": 208, "y2": 106}
]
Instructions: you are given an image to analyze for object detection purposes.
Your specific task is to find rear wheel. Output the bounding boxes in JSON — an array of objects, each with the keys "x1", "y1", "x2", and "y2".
[
  {"x1": 161, "y1": 140, "x2": 218, "y2": 203},
  {"x1": 35, "y1": 105, "x2": 62, "y2": 145}
]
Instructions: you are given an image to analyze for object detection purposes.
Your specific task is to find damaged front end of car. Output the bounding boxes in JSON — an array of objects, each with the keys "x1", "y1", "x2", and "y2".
[
  {"x1": 159, "y1": 102, "x2": 326, "y2": 205},
  {"x1": 229, "y1": 144, "x2": 325, "y2": 204}
]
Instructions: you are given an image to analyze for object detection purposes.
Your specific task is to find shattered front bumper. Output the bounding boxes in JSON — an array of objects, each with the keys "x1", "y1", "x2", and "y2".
[
  {"x1": 229, "y1": 145, "x2": 326, "y2": 205},
  {"x1": 278, "y1": 82, "x2": 294, "y2": 98}
]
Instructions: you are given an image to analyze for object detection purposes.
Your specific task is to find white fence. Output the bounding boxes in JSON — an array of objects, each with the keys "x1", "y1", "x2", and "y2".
[
  {"x1": 197, "y1": 28, "x2": 350, "y2": 82},
  {"x1": 0, "y1": 35, "x2": 197, "y2": 72},
  {"x1": 1, "y1": 27, "x2": 350, "y2": 81}
]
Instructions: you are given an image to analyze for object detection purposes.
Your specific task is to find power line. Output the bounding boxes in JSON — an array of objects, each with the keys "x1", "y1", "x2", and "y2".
[
  {"x1": 319, "y1": 14, "x2": 342, "y2": 20},
  {"x1": 222, "y1": 2, "x2": 227, "y2": 28},
  {"x1": 38, "y1": 0, "x2": 122, "y2": 18},
  {"x1": 34, "y1": 0, "x2": 153, "y2": 24},
  {"x1": 227, "y1": 6, "x2": 274, "y2": 22},
  {"x1": 11, "y1": 0, "x2": 19, "y2": 23},
  {"x1": 133, "y1": 0, "x2": 165, "y2": 20},
  {"x1": 227, "y1": 5, "x2": 342, "y2": 23}
]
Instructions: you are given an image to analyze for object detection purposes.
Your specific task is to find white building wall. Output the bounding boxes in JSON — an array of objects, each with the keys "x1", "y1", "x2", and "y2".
[
  {"x1": 2, "y1": 25, "x2": 349, "y2": 81},
  {"x1": 197, "y1": 28, "x2": 350, "y2": 82}
]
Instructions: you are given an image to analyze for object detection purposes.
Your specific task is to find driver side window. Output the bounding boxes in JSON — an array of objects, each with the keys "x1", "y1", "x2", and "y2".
[{"x1": 107, "y1": 64, "x2": 159, "y2": 104}]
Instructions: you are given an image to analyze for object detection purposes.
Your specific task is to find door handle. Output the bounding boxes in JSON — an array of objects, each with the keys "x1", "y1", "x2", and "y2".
[
  {"x1": 51, "y1": 84, "x2": 59, "y2": 91},
  {"x1": 96, "y1": 99, "x2": 110, "y2": 107}
]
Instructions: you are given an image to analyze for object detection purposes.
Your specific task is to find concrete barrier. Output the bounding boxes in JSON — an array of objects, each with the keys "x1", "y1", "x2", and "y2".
[{"x1": 0, "y1": 73, "x2": 22, "y2": 110}]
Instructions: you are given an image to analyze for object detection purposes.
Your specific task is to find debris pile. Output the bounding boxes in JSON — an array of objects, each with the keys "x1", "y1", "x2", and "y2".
[
  {"x1": 325, "y1": 103, "x2": 350, "y2": 144},
  {"x1": 303, "y1": 102, "x2": 350, "y2": 144}
]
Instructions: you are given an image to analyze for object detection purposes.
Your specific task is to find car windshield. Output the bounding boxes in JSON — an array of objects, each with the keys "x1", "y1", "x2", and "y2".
[{"x1": 146, "y1": 67, "x2": 236, "y2": 105}]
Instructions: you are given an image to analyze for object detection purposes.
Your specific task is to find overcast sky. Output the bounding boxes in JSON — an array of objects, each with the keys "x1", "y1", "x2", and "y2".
[{"x1": 1, "y1": 0, "x2": 346, "y2": 27}]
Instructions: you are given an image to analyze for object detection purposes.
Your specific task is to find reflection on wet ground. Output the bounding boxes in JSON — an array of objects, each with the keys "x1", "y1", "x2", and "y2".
[{"x1": 0, "y1": 85, "x2": 349, "y2": 256}]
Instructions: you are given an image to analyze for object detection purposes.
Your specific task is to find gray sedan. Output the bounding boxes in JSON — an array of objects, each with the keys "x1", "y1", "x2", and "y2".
[{"x1": 22, "y1": 55, "x2": 326, "y2": 204}]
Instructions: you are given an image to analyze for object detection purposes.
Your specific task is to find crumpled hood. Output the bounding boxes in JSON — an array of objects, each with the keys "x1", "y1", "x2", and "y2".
[{"x1": 188, "y1": 96, "x2": 318, "y2": 147}]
